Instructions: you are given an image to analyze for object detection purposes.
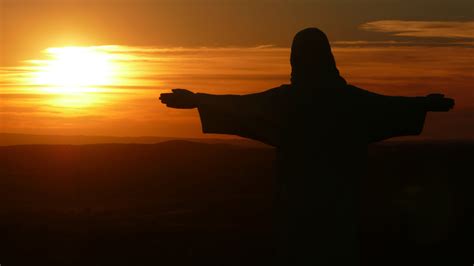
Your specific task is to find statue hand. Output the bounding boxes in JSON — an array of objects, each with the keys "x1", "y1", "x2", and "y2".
[
  {"x1": 159, "y1": 89, "x2": 198, "y2": 109},
  {"x1": 424, "y1": 93, "x2": 455, "y2": 112}
]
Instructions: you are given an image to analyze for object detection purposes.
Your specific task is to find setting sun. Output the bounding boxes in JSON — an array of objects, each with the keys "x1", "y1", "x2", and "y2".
[{"x1": 32, "y1": 46, "x2": 115, "y2": 94}]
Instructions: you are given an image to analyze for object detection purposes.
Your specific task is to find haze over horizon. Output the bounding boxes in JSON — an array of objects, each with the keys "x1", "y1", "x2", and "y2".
[{"x1": 1, "y1": 0, "x2": 473, "y2": 140}]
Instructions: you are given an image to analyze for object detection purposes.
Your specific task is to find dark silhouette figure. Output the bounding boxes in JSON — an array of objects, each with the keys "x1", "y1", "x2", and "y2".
[{"x1": 159, "y1": 28, "x2": 454, "y2": 265}]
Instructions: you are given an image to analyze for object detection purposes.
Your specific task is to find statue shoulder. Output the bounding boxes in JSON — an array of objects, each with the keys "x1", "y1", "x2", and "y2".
[
  {"x1": 345, "y1": 84, "x2": 383, "y2": 98},
  {"x1": 265, "y1": 84, "x2": 291, "y2": 95}
]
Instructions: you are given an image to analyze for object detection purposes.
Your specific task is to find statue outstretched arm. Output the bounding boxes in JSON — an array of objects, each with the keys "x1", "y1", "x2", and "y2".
[
  {"x1": 347, "y1": 85, "x2": 455, "y2": 142},
  {"x1": 347, "y1": 85, "x2": 455, "y2": 112},
  {"x1": 159, "y1": 87, "x2": 287, "y2": 146},
  {"x1": 159, "y1": 88, "x2": 272, "y2": 109}
]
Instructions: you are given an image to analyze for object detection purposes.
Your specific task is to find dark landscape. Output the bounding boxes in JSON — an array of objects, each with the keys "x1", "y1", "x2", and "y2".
[{"x1": 1, "y1": 140, "x2": 473, "y2": 265}]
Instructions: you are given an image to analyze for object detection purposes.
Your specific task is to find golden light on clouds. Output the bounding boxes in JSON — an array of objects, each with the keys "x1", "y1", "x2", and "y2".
[
  {"x1": 360, "y1": 20, "x2": 474, "y2": 39},
  {"x1": 0, "y1": 43, "x2": 473, "y2": 138}
]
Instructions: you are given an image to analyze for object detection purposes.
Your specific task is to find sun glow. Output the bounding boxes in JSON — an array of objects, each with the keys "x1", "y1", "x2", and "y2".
[
  {"x1": 33, "y1": 47, "x2": 115, "y2": 93},
  {"x1": 26, "y1": 46, "x2": 123, "y2": 108}
]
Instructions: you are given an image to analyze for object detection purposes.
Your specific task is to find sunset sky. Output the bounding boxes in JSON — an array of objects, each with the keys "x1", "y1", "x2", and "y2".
[{"x1": 1, "y1": 0, "x2": 473, "y2": 139}]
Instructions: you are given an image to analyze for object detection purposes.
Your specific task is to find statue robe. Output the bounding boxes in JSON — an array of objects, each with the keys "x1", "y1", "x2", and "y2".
[
  {"x1": 196, "y1": 84, "x2": 427, "y2": 265},
  {"x1": 197, "y1": 84, "x2": 426, "y2": 146}
]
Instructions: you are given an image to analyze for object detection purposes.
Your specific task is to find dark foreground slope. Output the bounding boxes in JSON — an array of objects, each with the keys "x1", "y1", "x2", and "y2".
[{"x1": 0, "y1": 141, "x2": 473, "y2": 265}]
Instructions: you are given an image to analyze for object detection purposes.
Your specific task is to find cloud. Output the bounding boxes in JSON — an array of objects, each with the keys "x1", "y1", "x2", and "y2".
[
  {"x1": 0, "y1": 45, "x2": 290, "y2": 91},
  {"x1": 1, "y1": 44, "x2": 473, "y2": 139},
  {"x1": 333, "y1": 40, "x2": 411, "y2": 46},
  {"x1": 360, "y1": 20, "x2": 474, "y2": 39}
]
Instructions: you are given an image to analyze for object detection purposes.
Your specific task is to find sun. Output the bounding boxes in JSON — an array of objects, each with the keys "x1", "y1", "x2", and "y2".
[{"x1": 33, "y1": 46, "x2": 115, "y2": 94}]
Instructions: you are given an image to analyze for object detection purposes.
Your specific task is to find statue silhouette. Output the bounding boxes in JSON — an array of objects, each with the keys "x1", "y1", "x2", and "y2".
[{"x1": 159, "y1": 28, "x2": 454, "y2": 265}]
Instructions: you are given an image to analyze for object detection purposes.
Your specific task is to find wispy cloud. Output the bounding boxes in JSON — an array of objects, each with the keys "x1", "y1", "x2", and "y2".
[
  {"x1": 1, "y1": 44, "x2": 473, "y2": 139},
  {"x1": 360, "y1": 20, "x2": 474, "y2": 39},
  {"x1": 0, "y1": 45, "x2": 290, "y2": 92},
  {"x1": 333, "y1": 40, "x2": 411, "y2": 46}
]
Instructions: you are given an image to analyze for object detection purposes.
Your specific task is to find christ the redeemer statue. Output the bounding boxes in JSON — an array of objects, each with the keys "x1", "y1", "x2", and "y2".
[{"x1": 159, "y1": 28, "x2": 454, "y2": 266}]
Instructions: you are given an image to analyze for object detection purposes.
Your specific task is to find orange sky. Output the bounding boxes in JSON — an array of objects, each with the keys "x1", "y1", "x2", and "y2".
[{"x1": 1, "y1": 0, "x2": 473, "y2": 140}]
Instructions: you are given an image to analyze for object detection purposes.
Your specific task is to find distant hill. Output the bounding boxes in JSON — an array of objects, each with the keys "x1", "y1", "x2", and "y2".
[{"x1": 0, "y1": 132, "x2": 267, "y2": 147}]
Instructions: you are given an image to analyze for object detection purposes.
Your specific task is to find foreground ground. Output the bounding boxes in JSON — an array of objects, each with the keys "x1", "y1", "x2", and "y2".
[{"x1": 1, "y1": 140, "x2": 473, "y2": 265}]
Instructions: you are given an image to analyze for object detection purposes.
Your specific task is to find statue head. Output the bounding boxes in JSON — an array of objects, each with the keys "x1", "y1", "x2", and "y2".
[{"x1": 290, "y1": 28, "x2": 344, "y2": 87}]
